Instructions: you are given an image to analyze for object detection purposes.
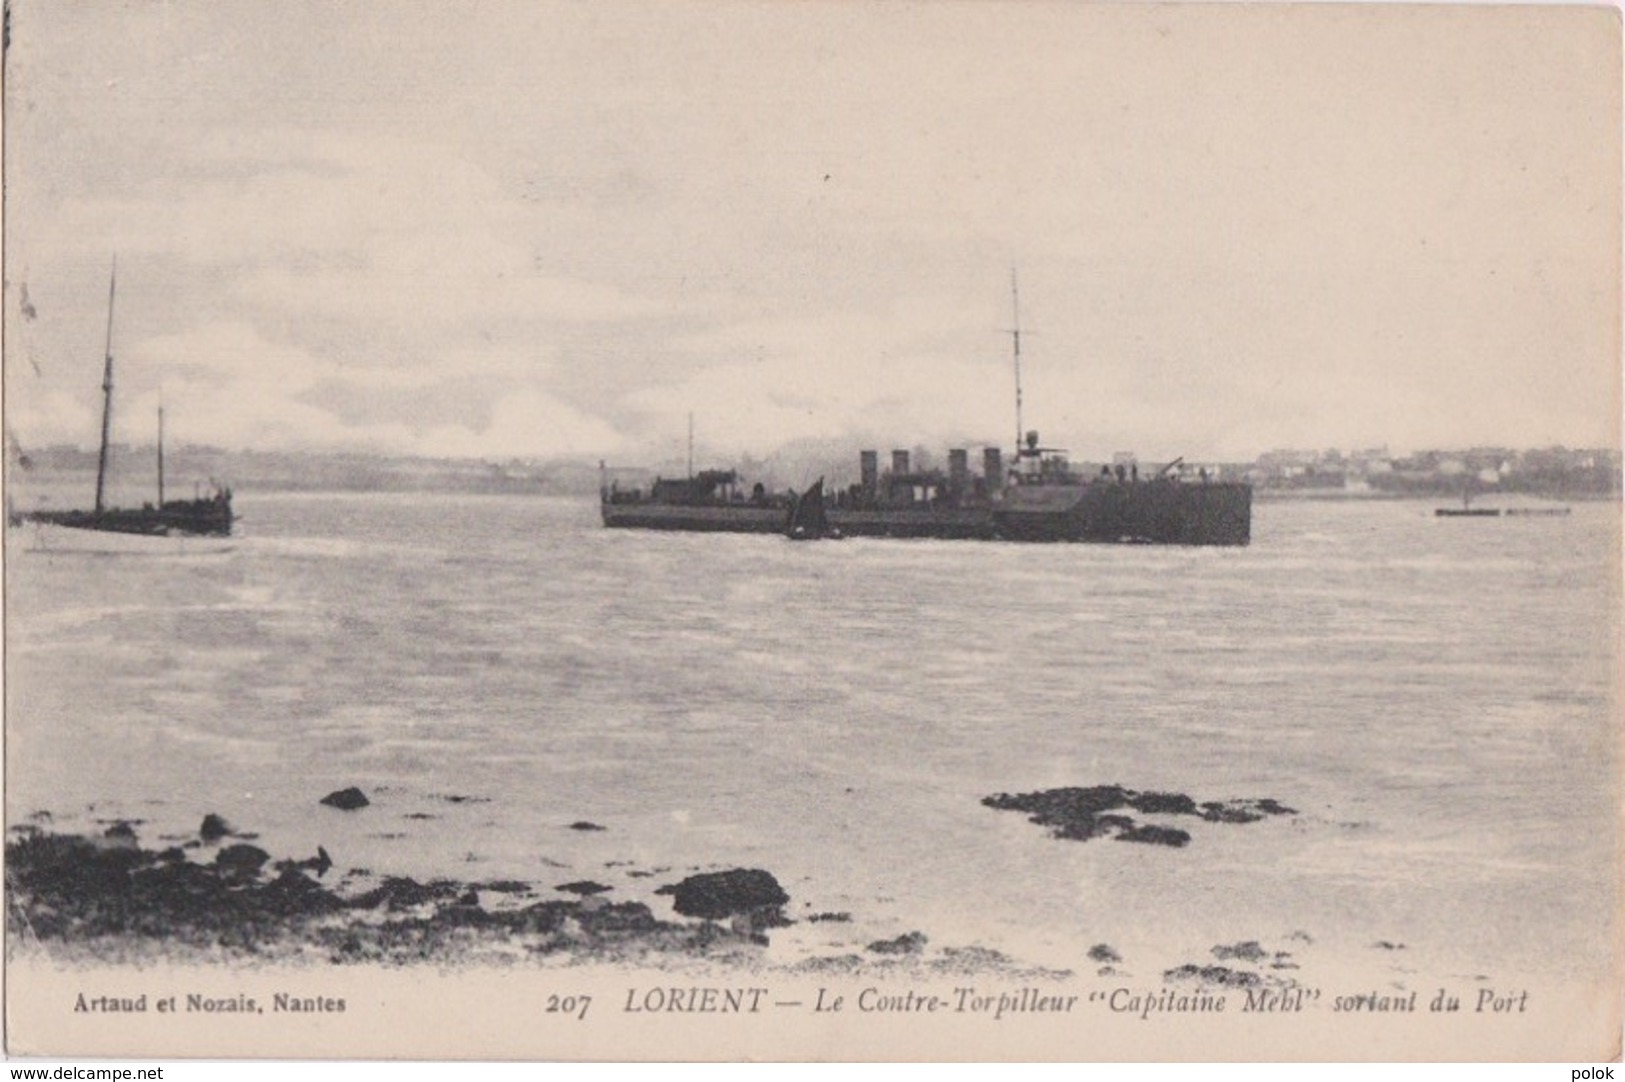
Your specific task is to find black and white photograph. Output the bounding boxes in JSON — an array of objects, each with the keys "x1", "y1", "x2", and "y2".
[{"x1": 3, "y1": 0, "x2": 1620, "y2": 1063}]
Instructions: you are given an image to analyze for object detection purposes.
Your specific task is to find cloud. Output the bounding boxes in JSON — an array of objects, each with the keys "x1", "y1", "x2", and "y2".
[
  {"x1": 5, "y1": 390, "x2": 97, "y2": 447},
  {"x1": 421, "y1": 388, "x2": 626, "y2": 460},
  {"x1": 623, "y1": 297, "x2": 1016, "y2": 455},
  {"x1": 90, "y1": 321, "x2": 626, "y2": 459},
  {"x1": 5, "y1": 4, "x2": 1616, "y2": 463}
]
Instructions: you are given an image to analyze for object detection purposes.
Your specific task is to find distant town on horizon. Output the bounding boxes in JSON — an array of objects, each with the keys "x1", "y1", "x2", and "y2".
[{"x1": 8, "y1": 439, "x2": 1620, "y2": 502}]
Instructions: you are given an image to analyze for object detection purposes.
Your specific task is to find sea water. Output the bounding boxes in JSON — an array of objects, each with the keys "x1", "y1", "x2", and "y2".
[{"x1": 5, "y1": 493, "x2": 1617, "y2": 986}]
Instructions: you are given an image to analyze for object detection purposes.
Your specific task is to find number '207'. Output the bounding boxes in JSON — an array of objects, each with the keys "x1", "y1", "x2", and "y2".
[{"x1": 547, "y1": 994, "x2": 591, "y2": 1020}]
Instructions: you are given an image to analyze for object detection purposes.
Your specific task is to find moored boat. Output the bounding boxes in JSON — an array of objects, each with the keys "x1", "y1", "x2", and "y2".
[
  {"x1": 1434, "y1": 488, "x2": 1499, "y2": 518},
  {"x1": 9, "y1": 261, "x2": 234, "y2": 540}
]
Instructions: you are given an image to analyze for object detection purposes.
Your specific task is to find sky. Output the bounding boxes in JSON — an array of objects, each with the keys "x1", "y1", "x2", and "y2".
[{"x1": 4, "y1": 1, "x2": 1620, "y2": 466}]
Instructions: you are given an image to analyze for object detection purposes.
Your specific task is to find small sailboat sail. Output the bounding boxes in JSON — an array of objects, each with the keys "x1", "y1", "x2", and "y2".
[
  {"x1": 785, "y1": 477, "x2": 838, "y2": 540},
  {"x1": 1434, "y1": 482, "x2": 1499, "y2": 518},
  {"x1": 11, "y1": 261, "x2": 233, "y2": 538}
]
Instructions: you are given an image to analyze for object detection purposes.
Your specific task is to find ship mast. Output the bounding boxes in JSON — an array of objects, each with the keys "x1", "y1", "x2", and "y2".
[
  {"x1": 93, "y1": 258, "x2": 117, "y2": 514},
  {"x1": 1009, "y1": 268, "x2": 1024, "y2": 454},
  {"x1": 156, "y1": 400, "x2": 166, "y2": 507},
  {"x1": 687, "y1": 411, "x2": 694, "y2": 480}
]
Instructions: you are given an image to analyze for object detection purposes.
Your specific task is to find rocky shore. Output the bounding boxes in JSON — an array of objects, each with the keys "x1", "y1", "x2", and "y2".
[
  {"x1": 5, "y1": 781, "x2": 1368, "y2": 986},
  {"x1": 6, "y1": 795, "x2": 802, "y2": 968}
]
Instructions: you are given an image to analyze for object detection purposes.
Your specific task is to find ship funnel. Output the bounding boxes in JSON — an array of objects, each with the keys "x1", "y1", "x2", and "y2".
[
  {"x1": 984, "y1": 447, "x2": 1004, "y2": 491},
  {"x1": 892, "y1": 449, "x2": 910, "y2": 475},
  {"x1": 948, "y1": 449, "x2": 968, "y2": 488},
  {"x1": 860, "y1": 450, "x2": 879, "y2": 490}
]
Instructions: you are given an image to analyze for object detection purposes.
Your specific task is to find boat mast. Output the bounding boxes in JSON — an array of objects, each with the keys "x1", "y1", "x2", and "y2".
[
  {"x1": 156, "y1": 400, "x2": 165, "y2": 507},
  {"x1": 687, "y1": 411, "x2": 694, "y2": 480},
  {"x1": 93, "y1": 258, "x2": 117, "y2": 514},
  {"x1": 1009, "y1": 268, "x2": 1024, "y2": 454}
]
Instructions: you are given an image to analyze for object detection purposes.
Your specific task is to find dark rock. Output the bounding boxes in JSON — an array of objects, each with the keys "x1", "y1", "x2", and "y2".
[
  {"x1": 263, "y1": 867, "x2": 343, "y2": 914},
  {"x1": 215, "y1": 844, "x2": 271, "y2": 877},
  {"x1": 575, "y1": 901, "x2": 668, "y2": 937},
  {"x1": 1095, "y1": 813, "x2": 1138, "y2": 834},
  {"x1": 1088, "y1": 943, "x2": 1122, "y2": 964},
  {"x1": 320, "y1": 787, "x2": 370, "y2": 811},
  {"x1": 1201, "y1": 798, "x2": 1298, "y2": 824},
  {"x1": 103, "y1": 821, "x2": 139, "y2": 842},
  {"x1": 1115, "y1": 824, "x2": 1191, "y2": 847},
  {"x1": 568, "y1": 821, "x2": 606, "y2": 832},
  {"x1": 936, "y1": 945, "x2": 1013, "y2": 971},
  {"x1": 983, "y1": 786, "x2": 1140, "y2": 843},
  {"x1": 658, "y1": 868, "x2": 789, "y2": 921},
  {"x1": 1163, "y1": 964, "x2": 1260, "y2": 987},
  {"x1": 867, "y1": 931, "x2": 928, "y2": 955},
  {"x1": 7, "y1": 827, "x2": 772, "y2": 966},
  {"x1": 985, "y1": 784, "x2": 1295, "y2": 846},
  {"x1": 1212, "y1": 941, "x2": 1268, "y2": 963},
  {"x1": 794, "y1": 954, "x2": 866, "y2": 975},
  {"x1": 807, "y1": 912, "x2": 852, "y2": 923},
  {"x1": 517, "y1": 900, "x2": 576, "y2": 935},
  {"x1": 156, "y1": 847, "x2": 188, "y2": 865},
  {"x1": 276, "y1": 847, "x2": 334, "y2": 880},
  {"x1": 199, "y1": 814, "x2": 232, "y2": 842},
  {"x1": 348, "y1": 876, "x2": 458, "y2": 911},
  {"x1": 555, "y1": 880, "x2": 613, "y2": 896},
  {"x1": 477, "y1": 879, "x2": 531, "y2": 894},
  {"x1": 1200, "y1": 802, "x2": 1259, "y2": 824},
  {"x1": 751, "y1": 907, "x2": 795, "y2": 929},
  {"x1": 1129, "y1": 791, "x2": 1198, "y2": 816},
  {"x1": 983, "y1": 785, "x2": 1133, "y2": 821},
  {"x1": 10, "y1": 832, "x2": 150, "y2": 905}
]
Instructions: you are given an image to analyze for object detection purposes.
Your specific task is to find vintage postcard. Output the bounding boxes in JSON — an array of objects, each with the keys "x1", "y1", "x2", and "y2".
[{"x1": 4, "y1": 0, "x2": 1620, "y2": 1063}]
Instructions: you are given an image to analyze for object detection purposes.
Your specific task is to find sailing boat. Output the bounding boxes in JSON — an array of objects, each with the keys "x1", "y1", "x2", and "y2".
[
  {"x1": 11, "y1": 262, "x2": 233, "y2": 538},
  {"x1": 785, "y1": 477, "x2": 841, "y2": 540},
  {"x1": 1434, "y1": 484, "x2": 1499, "y2": 518}
]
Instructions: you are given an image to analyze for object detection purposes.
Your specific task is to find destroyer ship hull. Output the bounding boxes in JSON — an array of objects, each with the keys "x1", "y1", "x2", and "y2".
[
  {"x1": 602, "y1": 503, "x2": 997, "y2": 540},
  {"x1": 993, "y1": 481, "x2": 1251, "y2": 545},
  {"x1": 602, "y1": 482, "x2": 1250, "y2": 545}
]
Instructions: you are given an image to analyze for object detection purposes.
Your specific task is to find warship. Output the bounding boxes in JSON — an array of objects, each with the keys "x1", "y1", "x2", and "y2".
[
  {"x1": 601, "y1": 437, "x2": 1250, "y2": 545},
  {"x1": 601, "y1": 279, "x2": 1250, "y2": 546},
  {"x1": 9, "y1": 261, "x2": 234, "y2": 539}
]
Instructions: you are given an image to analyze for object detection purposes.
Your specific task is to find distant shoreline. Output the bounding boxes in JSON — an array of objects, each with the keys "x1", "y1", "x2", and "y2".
[
  {"x1": 9, "y1": 451, "x2": 1620, "y2": 505},
  {"x1": 10, "y1": 442, "x2": 1621, "y2": 503},
  {"x1": 1250, "y1": 489, "x2": 1615, "y2": 504}
]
